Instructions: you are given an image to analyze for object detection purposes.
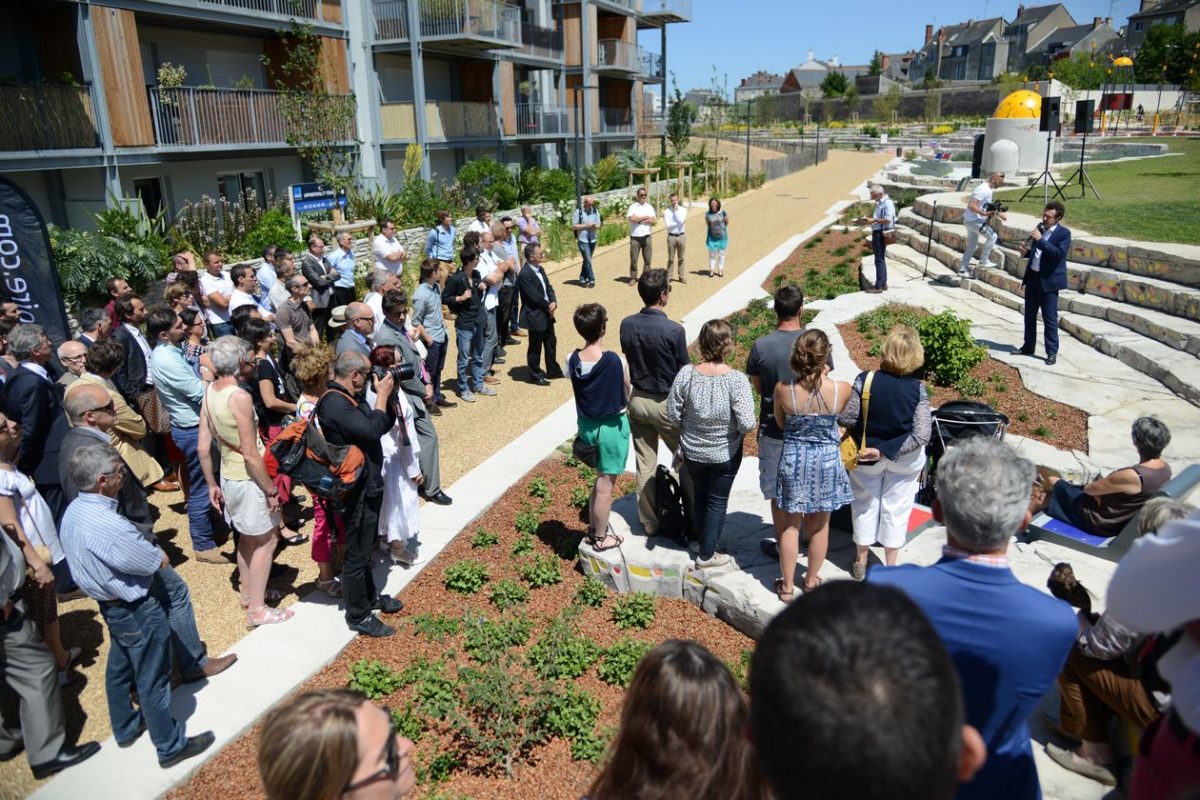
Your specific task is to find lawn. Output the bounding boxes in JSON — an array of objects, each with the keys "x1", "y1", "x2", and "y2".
[{"x1": 993, "y1": 137, "x2": 1200, "y2": 244}]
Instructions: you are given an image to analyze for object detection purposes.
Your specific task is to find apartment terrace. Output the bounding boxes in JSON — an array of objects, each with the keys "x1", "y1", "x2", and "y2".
[
  {"x1": 147, "y1": 87, "x2": 355, "y2": 148},
  {"x1": 130, "y1": 0, "x2": 344, "y2": 34},
  {"x1": 380, "y1": 99, "x2": 501, "y2": 141},
  {"x1": 636, "y1": 0, "x2": 691, "y2": 25},
  {"x1": 370, "y1": 0, "x2": 523, "y2": 52},
  {"x1": 0, "y1": 84, "x2": 100, "y2": 154}
]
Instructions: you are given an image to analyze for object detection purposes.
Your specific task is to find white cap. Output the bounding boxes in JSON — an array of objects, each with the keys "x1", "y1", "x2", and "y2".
[{"x1": 1106, "y1": 517, "x2": 1200, "y2": 633}]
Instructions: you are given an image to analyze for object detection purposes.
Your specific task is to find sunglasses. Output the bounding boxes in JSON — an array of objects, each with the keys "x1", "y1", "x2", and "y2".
[
  {"x1": 89, "y1": 402, "x2": 116, "y2": 415},
  {"x1": 343, "y1": 729, "x2": 401, "y2": 793}
]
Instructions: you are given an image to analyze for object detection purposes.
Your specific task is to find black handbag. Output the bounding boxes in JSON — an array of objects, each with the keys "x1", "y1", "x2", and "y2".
[{"x1": 571, "y1": 435, "x2": 598, "y2": 468}]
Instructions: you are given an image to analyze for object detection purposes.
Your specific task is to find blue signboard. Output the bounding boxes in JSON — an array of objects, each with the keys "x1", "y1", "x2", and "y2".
[{"x1": 289, "y1": 182, "x2": 348, "y2": 214}]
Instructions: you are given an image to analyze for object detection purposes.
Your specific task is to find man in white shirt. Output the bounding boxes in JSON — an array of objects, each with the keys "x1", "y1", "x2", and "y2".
[
  {"x1": 372, "y1": 218, "x2": 407, "y2": 274},
  {"x1": 960, "y1": 172, "x2": 1008, "y2": 277},
  {"x1": 363, "y1": 270, "x2": 401, "y2": 333},
  {"x1": 228, "y1": 265, "x2": 273, "y2": 323},
  {"x1": 466, "y1": 205, "x2": 491, "y2": 234},
  {"x1": 255, "y1": 245, "x2": 278, "y2": 306},
  {"x1": 626, "y1": 187, "x2": 656, "y2": 283},
  {"x1": 475, "y1": 230, "x2": 505, "y2": 380},
  {"x1": 198, "y1": 251, "x2": 234, "y2": 337},
  {"x1": 663, "y1": 192, "x2": 687, "y2": 283}
]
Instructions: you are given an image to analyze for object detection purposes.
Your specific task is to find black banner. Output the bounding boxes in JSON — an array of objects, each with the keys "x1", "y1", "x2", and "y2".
[{"x1": 0, "y1": 177, "x2": 71, "y2": 345}]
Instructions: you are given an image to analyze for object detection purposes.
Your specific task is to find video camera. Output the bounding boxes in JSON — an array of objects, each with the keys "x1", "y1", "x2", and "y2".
[
  {"x1": 372, "y1": 363, "x2": 416, "y2": 384},
  {"x1": 984, "y1": 200, "x2": 1008, "y2": 215}
]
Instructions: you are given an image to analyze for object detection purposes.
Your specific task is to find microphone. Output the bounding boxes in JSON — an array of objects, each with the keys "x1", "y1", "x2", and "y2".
[{"x1": 1023, "y1": 222, "x2": 1045, "y2": 252}]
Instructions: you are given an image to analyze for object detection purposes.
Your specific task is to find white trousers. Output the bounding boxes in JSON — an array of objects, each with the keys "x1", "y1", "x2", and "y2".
[{"x1": 848, "y1": 446, "x2": 926, "y2": 548}]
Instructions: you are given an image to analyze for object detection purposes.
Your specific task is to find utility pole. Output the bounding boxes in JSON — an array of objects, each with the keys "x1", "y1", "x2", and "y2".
[{"x1": 744, "y1": 99, "x2": 751, "y2": 184}]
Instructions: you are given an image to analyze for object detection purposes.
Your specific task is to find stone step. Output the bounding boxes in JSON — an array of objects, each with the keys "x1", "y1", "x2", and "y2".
[{"x1": 883, "y1": 238, "x2": 964, "y2": 288}]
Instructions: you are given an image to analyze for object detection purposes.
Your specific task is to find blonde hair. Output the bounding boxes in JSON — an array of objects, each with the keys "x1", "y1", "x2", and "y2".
[
  {"x1": 698, "y1": 319, "x2": 734, "y2": 364},
  {"x1": 258, "y1": 689, "x2": 364, "y2": 800},
  {"x1": 291, "y1": 344, "x2": 335, "y2": 393},
  {"x1": 879, "y1": 325, "x2": 924, "y2": 377}
]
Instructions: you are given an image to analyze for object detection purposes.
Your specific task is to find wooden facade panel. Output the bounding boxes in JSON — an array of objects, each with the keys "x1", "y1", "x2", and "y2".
[
  {"x1": 458, "y1": 61, "x2": 493, "y2": 103},
  {"x1": 318, "y1": 36, "x2": 350, "y2": 94},
  {"x1": 320, "y1": 0, "x2": 342, "y2": 25},
  {"x1": 563, "y1": 6, "x2": 581, "y2": 67},
  {"x1": 498, "y1": 60, "x2": 515, "y2": 137},
  {"x1": 596, "y1": 15, "x2": 624, "y2": 41},
  {"x1": 92, "y1": 6, "x2": 153, "y2": 146}
]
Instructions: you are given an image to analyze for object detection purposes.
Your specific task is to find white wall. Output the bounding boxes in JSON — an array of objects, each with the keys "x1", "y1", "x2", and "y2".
[
  {"x1": 118, "y1": 155, "x2": 306, "y2": 217},
  {"x1": 137, "y1": 24, "x2": 268, "y2": 89}
]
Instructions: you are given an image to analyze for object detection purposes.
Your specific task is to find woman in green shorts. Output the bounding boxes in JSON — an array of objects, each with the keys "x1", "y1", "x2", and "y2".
[{"x1": 568, "y1": 303, "x2": 631, "y2": 550}]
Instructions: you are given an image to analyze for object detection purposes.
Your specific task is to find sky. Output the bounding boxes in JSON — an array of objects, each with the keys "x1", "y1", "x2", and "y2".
[{"x1": 639, "y1": 0, "x2": 1143, "y2": 95}]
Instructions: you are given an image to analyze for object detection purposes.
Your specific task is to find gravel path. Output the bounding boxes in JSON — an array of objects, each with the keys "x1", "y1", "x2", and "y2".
[{"x1": 1, "y1": 149, "x2": 886, "y2": 799}]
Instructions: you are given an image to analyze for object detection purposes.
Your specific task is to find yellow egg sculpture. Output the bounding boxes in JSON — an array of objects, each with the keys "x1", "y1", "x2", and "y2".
[{"x1": 994, "y1": 90, "x2": 1042, "y2": 119}]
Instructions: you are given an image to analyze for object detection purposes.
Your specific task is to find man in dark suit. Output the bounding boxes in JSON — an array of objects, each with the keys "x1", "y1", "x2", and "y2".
[
  {"x1": 870, "y1": 437, "x2": 1076, "y2": 800},
  {"x1": 112, "y1": 294, "x2": 152, "y2": 405},
  {"x1": 1018, "y1": 200, "x2": 1071, "y2": 366},
  {"x1": 375, "y1": 290, "x2": 451, "y2": 506},
  {"x1": 3, "y1": 324, "x2": 70, "y2": 521},
  {"x1": 516, "y1": 243, "x2": 560, "y2": 386},
  {"x1": 78, "y1": 308, "x2": 111, "y2": 349}
]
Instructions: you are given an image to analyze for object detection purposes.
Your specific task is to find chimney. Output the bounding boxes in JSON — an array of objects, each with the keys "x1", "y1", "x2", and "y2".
[
  {"x1": 882, "y1": 54, "x2": 892, "y2": 68},
  {"x1": 1093, "y1": 16, "x2": 1102, "y2": 29},
  {"x1": 1017, "y1": 4, "x2": 1025, "y2": 17},
  {"x1": 925, "y1": 24, "x2": 933, "y2": 45},
  {"x1": 831, "y1": 54, "x2": 839, "y2": 67},
  {"x1": 808, "y1": 49, "x2": 814, "y2": 62}
]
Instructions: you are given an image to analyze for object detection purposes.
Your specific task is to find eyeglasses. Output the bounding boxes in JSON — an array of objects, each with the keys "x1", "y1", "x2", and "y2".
[
  {"x1": 343, "y1": 729, "x2": 401, "y2": 793},
  {"x1": 89, "y1": 402, "x2": 116, "y2": 415},
  {"x1": 351, "y1": 316, "x2": 374, "y2": 324},
  {"x1": 62, "y1": 354, "x2": 86, "y2": 362}
]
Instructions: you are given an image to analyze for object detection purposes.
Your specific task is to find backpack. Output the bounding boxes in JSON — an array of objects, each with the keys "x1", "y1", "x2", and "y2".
[
  {"x1": 270, "y1": 385, "x2": 365, "y2": 504},
  {"x1": 653, "y1": 465, "x2": 694, "y2": 546}
]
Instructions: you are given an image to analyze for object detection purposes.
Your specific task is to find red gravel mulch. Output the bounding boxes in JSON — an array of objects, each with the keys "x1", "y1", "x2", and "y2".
[{"x1": 168, "y1": 455, "x2": 754, "y2": 800}]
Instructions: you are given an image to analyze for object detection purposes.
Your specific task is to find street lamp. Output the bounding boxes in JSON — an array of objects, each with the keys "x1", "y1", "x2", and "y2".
[{"x1": 572, "y1": 84, "x2": 598, "y2": 212}]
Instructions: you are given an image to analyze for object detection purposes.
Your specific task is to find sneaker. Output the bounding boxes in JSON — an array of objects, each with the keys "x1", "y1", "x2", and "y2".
[
  {"x1": 694, "y1": 553, "x2": 731, "y2": 569},
  {"x1": 1044, "y1": 743, "x2": 1116, "y2": 786},
  {"x1": 315, "y1": 577, "x2": 342, "y2": 598},
  {"x1": 851, "y1": 561, "x2": 867, "y2": 580},
  {"x1": 957, "y1": 268, "x2": 970, "y2": 276},
  {"x1": 477, "y1": 386, "x2": 497, "y2": 396},
  {"x1": 460, "y1": 391, "x2": 476, "y2": 403}
]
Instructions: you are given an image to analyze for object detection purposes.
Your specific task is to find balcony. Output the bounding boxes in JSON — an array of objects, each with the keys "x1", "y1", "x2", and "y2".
[
  {"x1": 592, "y1": 0, "x2": 639, "y2": 15},
  {"x1": 639, "y1": 49, "x2": 664, "y2": 80},
  {"x1": 148, "y1": 87, "x2": 355, "y2": 148},
  {"x1": 196, "y1": 0, "x2": 339, "y2": 19},
  {"x1": 380, "y1": 100, "x2": 500, "y2": 140},
  {"x1": 513, "y1": 103, "x2": 572, "y2": 137},
  {"x1": 510, "y1": 21, "x2": 563, "y2": 62},
  {"x1": 416, "y1": 0, "x2": 522, "y2": 52},
  {"x1": 0, "y1": 84, "x2": 99, "y2": 152},
  {"x1": 598, "y1": 106, "x2": 633, "y2": 134},
  {"x1": 373, "y1": 0, "x2": 409, "y2": 41},
  {"x1": 595, "y1": 39, "x2": 640, "y2": 73},
  {"x1": 144, "y1": 0, "x2": 342, "y2": 28},
  {"x1": 637, "y1": 0, "x2": 691, "y2": 25}
]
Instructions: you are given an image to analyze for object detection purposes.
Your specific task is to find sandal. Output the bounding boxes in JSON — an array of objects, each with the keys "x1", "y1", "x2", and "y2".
[
  {"x1": 239, "y1": 588, "x2": 285, "y2": 609},
  {"x1": 773, "y1": 578, "x2": 795, "y2": 603},
  {"x1": 246, "y1": 606, "x2": 294, "y2": 630},
  {"x1": 802, "y1": 575, "x2": 823, "y2": 594},
  {"x1": 281, "y1": 531, "x2": 310, "y2": 546},
  {"x1": 315, "y1": 577, "x2": 342, "y2": 598},
  {"x1": 586, "y1": 526, "x2": 622, "y2": 552}
]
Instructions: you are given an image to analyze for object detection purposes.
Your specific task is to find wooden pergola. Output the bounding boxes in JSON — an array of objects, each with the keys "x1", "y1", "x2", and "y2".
[
  {"x1": 704, "y1": 155, "x2": 730, "y2": 196},
  {"x1": 666, "y1": 161, "x2": 694, "y2": 204}
]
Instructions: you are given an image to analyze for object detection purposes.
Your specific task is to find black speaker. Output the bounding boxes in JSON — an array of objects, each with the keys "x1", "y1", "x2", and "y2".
[
  {"x1": 1074, "y1": 99, "x2": 1095, "y2": 134},
  {"x1": 971, "y1": 133, "x2": 986, "y2": 179},
  {"x1": 1039, "y1": 96, "x2": 1061, "y2": 132}
]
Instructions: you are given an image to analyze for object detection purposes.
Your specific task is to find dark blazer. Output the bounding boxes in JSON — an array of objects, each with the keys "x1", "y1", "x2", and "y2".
[
  {"x1": 335, "y1": 331, "x2": 372, "y2": 358},
  {"x1": 517, "y1": 262, "x2": 557, "y2": 332},
  {"x1": 375, "y1": 321, "x2": 427, "y2": 408},
  {"x1": 870, "y1": 558, "x2": 1076, "y2": 800},
  {"x1": 59, "y1": 426, "x2": 153, "y2": 540},
  {"x1": 112, "y1": 324, "x2": 149, "y2": 404},
  {"x1": 4, "y1": 366, "x2": 70, "y2": 486},
  {"x1": 1021, "y1": 224, "x2": 1071, "y2": 292}
]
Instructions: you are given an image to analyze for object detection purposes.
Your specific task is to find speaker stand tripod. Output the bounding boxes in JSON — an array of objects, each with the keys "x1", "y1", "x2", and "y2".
[
  {"x1": 1054, "y1": 128, "x2": 1100, "y2": 200},
  {"x1": 1019, "y1": 129, "x2": 1063, "y2": 205}
]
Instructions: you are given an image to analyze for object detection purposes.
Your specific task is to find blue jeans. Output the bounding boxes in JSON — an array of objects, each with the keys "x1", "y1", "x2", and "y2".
[
  {"x1": 1046, "y1": 480, "x2": 1094, "y2": 532},
  {"x1": 158, "y1": 565, "x2": 207, "y2": 678},
  {"x1": 578, "y1": 240, "x2": 596, "y2": 284},
  {"x1": 171, "y1": 425, "x2": 215, "y2": 553},
  {"x1": 1023, "y1": 279, "x2": 1060, "y2": 356},
  {"x1": 684, "y1": 448, "x2": 743, "y2": 560},
  {"x1": 100, "y1": 586, "x2": 189, "y2": 761},
  {"x1": 455, "y1": 321, "x2": 484, "y2": 394}
]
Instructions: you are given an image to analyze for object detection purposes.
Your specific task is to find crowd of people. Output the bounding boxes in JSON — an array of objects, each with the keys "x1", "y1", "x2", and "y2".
[{"x1": 1, "y1": 191, "x2": 1195, "y2": 800}]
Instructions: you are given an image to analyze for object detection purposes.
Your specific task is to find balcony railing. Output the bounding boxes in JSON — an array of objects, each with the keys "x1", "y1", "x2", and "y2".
[
  {"x1": 515, "y1": 22, "x2": 562, "y2": 60},
  {"x1": 599, "y1": 106, "x2": 633, "y2": 133},
  {"x1": 638, "y1": 0, "x2": 691, "y2": 20},
  {"x1": 594, "y1": 0, "x2": 638, "y2": 12},
  {"x1": 0, "y1": 84, "x2": 99, "y2": 151},
  {"x1": 148, "y1": 87, "x2": 354, "y2": 147},
  {"x1": 514, "y1": 103, "x2": 571, "y2": 136},
  {"x1": 596, "y1": 39, "x2": 639, "y2": 71},
  {"x1": 380, "y1": 100, "x2": 499, "y2": 139},
  {"x1": 639, "y1": 49, "x2": 663, "y2": 79},
  {"x1": 418, "y1": 0, "x2": 521, "y2": 45},
  {"x1": 373, "y1": 0, "x2": 409, "y2": 40},
  {"x1": 195, "y1": 0, "x2": 340, "y2": 22}
]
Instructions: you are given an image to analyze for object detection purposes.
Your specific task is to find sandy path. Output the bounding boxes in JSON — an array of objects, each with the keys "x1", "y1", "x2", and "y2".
[{"x1": 0, "y1": 150, "x2": 886, "y2": 800}]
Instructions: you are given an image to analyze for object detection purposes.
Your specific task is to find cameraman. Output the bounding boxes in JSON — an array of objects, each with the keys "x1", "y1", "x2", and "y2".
[
  {"x1": 317, "y1": 351, "x2": 402, "y2": 638},
  {"x1": 960, "y1": 172, "x2": 1008, "y2": 277},
  {"x1": 375, "y1": 289, "x2": 451, "y2": 506}
]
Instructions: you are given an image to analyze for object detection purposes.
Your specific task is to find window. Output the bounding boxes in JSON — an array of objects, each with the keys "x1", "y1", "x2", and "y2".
[
  {"x1": 951, "y1": 45, "x2": 968, "y2": 57},
  {"x1": 1134, "y1": 21, "x2": 1144, "y2": 31},
  {"x1": 217, "y1": 171, "x2": 266, "y2": 207},
  {"x1": 953, "y1": 62, "x2": 966, "y2": 80},
  {"x1": 133, "y1": 177, "x2": 165, "y2": 218}
]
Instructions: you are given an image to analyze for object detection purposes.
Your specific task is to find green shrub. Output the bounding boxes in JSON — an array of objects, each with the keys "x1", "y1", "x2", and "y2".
[
  {"x1": 574, "y1": 577, "x2": 609, "y2": 607},
  {"x1": 727, "y1": 649, "x2": 754, "y2": 692},
  {"x1": 411, "y1": 660, "x2": 459, "y2": 721},
  {"x1": 462, "y1": 611, "x2": 532, "y2": 664},
  {"x1": 917, "y1": 310, "x2": 987, "y2": 386},
  {"x1": 348, "y1": 658, "x2": 402, "y2": 700},
  {"x1": 443, "y1": 559, "x2": 490, "y2": 594},
  {"x1": 528, "y1": 476, "x2": 551, "y2": 501},
  {"x1": 455, "y1": 157, "x2": 518, "y2": 211},
  {"x1": 955, "y1": 375, "x2": 986, "y2": 397},
  {"x1": 519, "y1": 166, "x2": 575, "y2": 204},
  {"x1": 489, "y1": 578, "x2": 530, "y2": 610},
  {"x1": 51, "y1": 228, "x2": 168, "y2": 308},
  {"x1": 410, "y1": 613, "x2": 462, "y2": 643},
  {"x1": 471, "y1": 528, "x2": 500, "y2": 549},
  {"x1": 1032, "y1": 425, "x2": 1052, "y2": 438},
  {"x1": 391, "y1": 703, "x2": 428, "y2": 742},
  {"x1": 450, "y1": 656, "x2": 546, "y2": 779},
  {"x1": 418, "y1": 752, "x2": 462, "y2": 785},
  {"x1": 541, "y1": 683, "x2": 601, "y2": 752},
  {"x1": 569, "y1": 485, "x2": 590, "y2": 509},
  {"x1": 612, "y1": 592, "x2": 656, "y2": 630},
  {"x1": 511, "y1": 532, "x2": 535, "y2": 557},
  {"x1": 514, "y1": 504, "x2": 541, "y2": 536},
  {"x1": 597, "y1": 637, "x2": 653, "y2": 686},
  {"x1": 518, "y1": 554, "x2": 563, "y2": 588},
  {"x1": 243, "y1": 208, "x2": 304, "y2": 257},
  {"x1": 527, "y1": 609, "x2": 603, "y2": 679}
]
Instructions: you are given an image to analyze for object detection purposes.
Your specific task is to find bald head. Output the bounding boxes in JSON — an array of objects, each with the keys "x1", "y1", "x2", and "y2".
[
  {"x1": 65, "y1": 383, "x2": 113, "y2": 429},
  {"x1": 58, "y1": 340, "x2": 87, "y2": 376}
]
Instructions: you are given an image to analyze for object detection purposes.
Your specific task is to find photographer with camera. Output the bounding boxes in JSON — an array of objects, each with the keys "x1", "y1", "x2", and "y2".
[
  {"x1": 375, "y1": 289, "x2": 451, "y2": 507},
  {"x1": 959, "y1": 172, "x2": 1008, "y2": 278}
]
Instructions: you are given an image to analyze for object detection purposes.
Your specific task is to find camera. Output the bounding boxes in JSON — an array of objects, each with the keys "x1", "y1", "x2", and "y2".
[
  {"x1": 371, "y1": 363, "x2": 416, "y2": 383},
  {"x1": 984, "y1": 200, "x2": 1008, "y2": 215}
]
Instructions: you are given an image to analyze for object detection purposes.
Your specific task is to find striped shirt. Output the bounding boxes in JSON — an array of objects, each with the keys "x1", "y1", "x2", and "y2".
[
  {"x1": 60, "y1": 492, "x2": 161, "y2": 602},
  {"x1": 942, "y1": 544, "x2": 1009, "y2": 569}
]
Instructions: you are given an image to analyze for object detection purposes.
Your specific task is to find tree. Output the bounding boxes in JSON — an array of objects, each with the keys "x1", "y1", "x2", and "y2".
[
  {"x1": 844, "y1": 83, "x2": 861, "y2": 117},
  {"x1": 820, "y1": 70, "x2": 849, "y2": 98},
  {"x1": 754, "y1": 93, "x2": 780, "y2": 126},
  {"x1": 262, "y1": 20, "x2": 358, "y2": 195},
  {"x1": 800, "y1": 87, "x2": 821, "y2": 122},
  {"x1": 1049, "y1": 51, "x2": 1106, "y2": 90},
  {"x1": 1134, "y1": 23, "x2": 1200, "y2": 86},
  {"x1": 868, "y1": 50, "x2": 884, "y2": 77},
  {"x1": 874, "y1": 83, "x2": 901, "y2": 122},
  {"x1": 920, "y1": 68, "x2": 943, "y2": 90},
  {"x1": 665, "y1": 77, "x2": 696, "y2": 155}
]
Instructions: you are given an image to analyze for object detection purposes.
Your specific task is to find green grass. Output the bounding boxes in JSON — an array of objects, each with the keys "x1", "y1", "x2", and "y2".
[{"x1": 994, "y1": 138, "x2": 1200, "y2": 244}]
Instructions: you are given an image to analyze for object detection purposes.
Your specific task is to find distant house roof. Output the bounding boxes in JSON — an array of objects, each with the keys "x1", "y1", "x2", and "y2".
[
  {"x1": 1011, "y1": 3, "x2": 1065, "y2": 27},
  {"x1": 1129, "y1": 0, "x2": 1200, "y2": 19},
  {"x1": 738, "y1": 70, "x2": 785, "y2": 89},
  {"x1": 944, "y1": 16, "x2": 1006, "y2": 45}
]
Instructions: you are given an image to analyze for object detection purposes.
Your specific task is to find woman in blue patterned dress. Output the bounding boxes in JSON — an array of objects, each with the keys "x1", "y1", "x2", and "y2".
[{"x1": 772, "y1": 330, "x2": 852, "y2": 600}]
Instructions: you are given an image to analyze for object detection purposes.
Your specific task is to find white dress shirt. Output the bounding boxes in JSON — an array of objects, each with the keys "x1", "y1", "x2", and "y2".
[
  {"x1": 123, "y1": 323, "x2": 155, "y2": 386},
  {"x1": 372, "y1": 233, "x2": 406, "y2": 273},
  {"x1": 627, "y1": 201, "x2": 656, "y2": 237},
  {"x1": 1029, "y1": 224, "x2": 1059, "y2": 273},
  {"x1": 664, "y1": 204, "x2": 687, "y2": 234}
]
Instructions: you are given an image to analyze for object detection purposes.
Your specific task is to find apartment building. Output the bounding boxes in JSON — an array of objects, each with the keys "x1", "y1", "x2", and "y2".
[{"x1": 0, "y1": 0, "x2": 688, "y2": 230}]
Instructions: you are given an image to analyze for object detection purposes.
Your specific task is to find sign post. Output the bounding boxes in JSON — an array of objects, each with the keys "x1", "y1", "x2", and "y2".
[{"x1": 288, "y1": 183, "x2": 349, "y2": 238}]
